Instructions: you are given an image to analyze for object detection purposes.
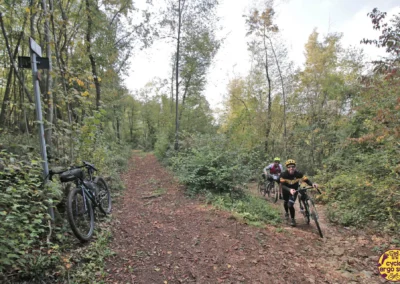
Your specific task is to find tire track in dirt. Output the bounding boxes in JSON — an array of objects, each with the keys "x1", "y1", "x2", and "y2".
[{"x1": 104, "y1": 152, "x2": 391, "y2": 283}]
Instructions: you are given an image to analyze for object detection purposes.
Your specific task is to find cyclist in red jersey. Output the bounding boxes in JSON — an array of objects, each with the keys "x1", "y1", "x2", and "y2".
[{"x1": 263, "y1": 157, "x2": 283, "y2": 199}]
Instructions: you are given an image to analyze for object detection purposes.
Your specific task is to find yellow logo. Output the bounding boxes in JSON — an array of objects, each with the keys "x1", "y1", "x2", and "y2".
[{"x1": 378, "y1": 249, "x2": 400, "y2": 281}]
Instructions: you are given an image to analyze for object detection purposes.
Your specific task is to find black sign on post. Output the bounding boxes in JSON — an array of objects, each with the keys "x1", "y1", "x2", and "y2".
[
  {"x1": 18, "y1": 56, "x2": 31, "y2": 68},
  {"x1": 18, "y1": 56, "x2": 49, "y2": 70}
]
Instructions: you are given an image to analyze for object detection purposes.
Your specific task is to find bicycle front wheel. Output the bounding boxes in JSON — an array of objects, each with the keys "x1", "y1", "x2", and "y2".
[
  {"x1": 265, "y1": 182, "x2": 273, "y2": 200},
  {"x1": 94, "y1": 177, "x2": 112, "y2": 215},
  {"x1": 302, "y1": 199, "x2": 310, "y2": 224},
  {"x1": 309, "y1": 199, "x2": 323, "y2": 238},
  {"x1": 67, "y1": 187, "x2": 94, "y2": 242},
  {"x1": 267, "y1": 182, "x2": 278, "y2": 203},
  {"x1": 272, "y1": 183, "x2": 279, "y2": 203}
]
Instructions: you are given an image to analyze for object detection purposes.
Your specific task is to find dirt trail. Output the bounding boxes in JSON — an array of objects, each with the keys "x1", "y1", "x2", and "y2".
[{"x1": 104, "y1": 152, "x2": 391, "y2": 284}]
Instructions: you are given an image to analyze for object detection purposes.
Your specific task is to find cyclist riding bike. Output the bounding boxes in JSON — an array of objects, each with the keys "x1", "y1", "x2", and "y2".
[
  {"x1": 263, "y1": 157, "x2": 283, "y2": 199},
  {"x1": 280, "y1": 159, "x2": 319, "y2": 227}
]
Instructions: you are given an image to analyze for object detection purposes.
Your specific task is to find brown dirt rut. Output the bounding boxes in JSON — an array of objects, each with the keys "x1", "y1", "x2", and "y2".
[{"x1": 104, "y1": 153, "x2": 390, "y2": 284}]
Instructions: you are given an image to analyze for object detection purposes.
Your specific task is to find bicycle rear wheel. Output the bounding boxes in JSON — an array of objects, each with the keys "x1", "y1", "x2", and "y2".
[
  {"x1": 309, "y1": 199, "x2": 323, "y2": 238},
  {"x1": 67, "y1": 187, "x2": 94, "y2": 242},
  {"x1": 94, "y1": 177, "x2": 112, "y2": 215},
  {"x1": 258, "y1": 180, "x2": 266, "y2": 196}
]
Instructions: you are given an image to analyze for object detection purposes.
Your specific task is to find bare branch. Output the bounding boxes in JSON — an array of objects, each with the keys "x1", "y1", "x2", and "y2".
[{"x1": 0, "y1": 12, "x2": 33, "y2": 103}]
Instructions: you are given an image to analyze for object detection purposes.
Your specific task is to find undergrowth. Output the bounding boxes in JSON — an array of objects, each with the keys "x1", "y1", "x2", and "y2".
[
  {"x1": 205, "y1": 191, "x2": 281, "y2": 227},
  {"x1": 0, "y1": 132, "x2": 131, "y2": 282}
]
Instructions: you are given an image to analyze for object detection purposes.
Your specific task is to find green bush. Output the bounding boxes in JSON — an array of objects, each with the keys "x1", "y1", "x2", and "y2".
[
  {"x1": 154, "y1": 132, "x2": 172, "y2": 159},
  {"x1": 0, "y1": 150, "x2": 62, "y2": 275},
  {"x1": 0, "y1": 115, "x2": 132, "y2": 280},
  {"x1": 167, "y1": 134, "x2": 253, "y2": 194},
  {"x1": 164, "y1": 134, "x2": 281, "y2": 227},
  {"x1": 316, "y1": 143, "x2": 400, "y2": 231}
]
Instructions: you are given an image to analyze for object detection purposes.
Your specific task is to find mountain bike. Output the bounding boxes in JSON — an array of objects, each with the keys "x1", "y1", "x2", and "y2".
[
  {"x1": 49, "y1": 161, "x2": 112, "y2": 241},
  {"x1": 295, "y1": 185, "x2": 323, "y2": 238},
  {"x1": 258, "y1": 175, "x2": 279, "y2": 203}
]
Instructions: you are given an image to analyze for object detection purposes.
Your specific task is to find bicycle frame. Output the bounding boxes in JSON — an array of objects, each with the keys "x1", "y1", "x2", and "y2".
[
  {"x1": 49, "y1": 162, "x2": 100, "y2": 210},
  {"x1": 263, "y1": 178, "x2": 279, "y2": 203},
  {"x1": 77, "y1": 181, "x2": 97, "y2": 212}
]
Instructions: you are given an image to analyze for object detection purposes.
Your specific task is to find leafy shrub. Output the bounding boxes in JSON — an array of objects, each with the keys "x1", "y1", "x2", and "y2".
[
  {"x1": 316, "y1": 142, "x2": 400, "y2": 231},
  {"x1": 154, "y1": 132, "x2": 172, "y2": 159},
  {"x1": 167, "y1": 134, "x2": 253, "y2": 194},
  {"x1": 0, "y1": 150, "x2": 62, "y2": 275},
  {"x1": 0, "y1": 117, "x2": 131, "y2": 280}
]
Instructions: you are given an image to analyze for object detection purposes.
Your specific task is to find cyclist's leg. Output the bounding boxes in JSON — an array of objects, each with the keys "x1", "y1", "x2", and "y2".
[
  {"x1": 288, "y1": 192, "x2": 298, "y2": 219},
  {"x1": 290, "y1": 192, "x2": 299, "y2": 226},
  {"x1": 282, "y1": 185, "x2": 291, "y2": 219},
  {"x1": 277, "y1": 179, "x2": 283, "y2": 199}
]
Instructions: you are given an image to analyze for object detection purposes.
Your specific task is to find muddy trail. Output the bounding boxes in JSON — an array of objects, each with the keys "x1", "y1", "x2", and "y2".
[{"x1": 104, "y1": 152, "x2": 392, "y2": 284}]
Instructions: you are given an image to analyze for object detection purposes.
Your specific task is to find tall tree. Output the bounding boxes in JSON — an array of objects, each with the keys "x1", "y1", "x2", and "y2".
[
  {"x1": 245, "y1": 6, "x2": 278, "y2": 152},
  {"x1": 162, "y1": 0, "x2": 219, "y2": 151},
  {"x1": 41, "y1": 0, "x2": 54, "y2": 149}
]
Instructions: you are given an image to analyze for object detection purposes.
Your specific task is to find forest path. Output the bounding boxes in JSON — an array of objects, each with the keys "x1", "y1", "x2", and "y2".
[{"x1": 104, "y1": 152, "x2": 389, "y2": 284}]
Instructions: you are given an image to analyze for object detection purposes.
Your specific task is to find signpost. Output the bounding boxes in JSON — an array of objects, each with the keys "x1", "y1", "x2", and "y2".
[
  {"x1": 18, "y1": 56, "x2": 49, "y2": 69},
  {"x1": 24, "y1": 38, "x2": 54, "y2": 220}
]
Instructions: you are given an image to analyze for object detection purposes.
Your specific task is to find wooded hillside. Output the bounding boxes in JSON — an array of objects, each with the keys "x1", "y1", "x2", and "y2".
[{"x1": 0, "y1": 0, "x2": 399, "y2": 281}]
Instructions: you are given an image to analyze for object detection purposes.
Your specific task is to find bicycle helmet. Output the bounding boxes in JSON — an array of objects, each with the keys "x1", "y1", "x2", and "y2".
[
  {"x1": 285, "y1": 159, "x2": 296, "y2": 167},
  {"x1": 273, "y1": 157, "x2": 280, "y2": 162}
]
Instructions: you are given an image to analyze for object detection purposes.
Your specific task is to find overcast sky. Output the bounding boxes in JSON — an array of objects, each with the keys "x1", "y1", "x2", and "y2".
[{"x1": 125, "y1": 0, "x2": 399, "y2": 109}]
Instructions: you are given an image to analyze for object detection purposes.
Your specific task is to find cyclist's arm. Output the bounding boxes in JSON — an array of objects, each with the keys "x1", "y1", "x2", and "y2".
[
  {"x1": 300, "y1": 173, "x2": 312, "y2": 186},
  {"x1": 281, "y1": 184, "x2": 293, "y2": 194},
  {"x1": 301, "y1": 174, "x2": 318, "y2": 188}
]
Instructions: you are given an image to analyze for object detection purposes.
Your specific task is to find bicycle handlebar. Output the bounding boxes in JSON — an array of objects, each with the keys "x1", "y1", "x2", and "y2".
[
  {"x1": 295, "y1": 186, "x2": 322, "y2": 195},
  {"x1": 48, "y1": 162, "x2": 97, "y2": 181},
  {"x1": 83, "y1": 161, "x2": 98, "y2": 171}
]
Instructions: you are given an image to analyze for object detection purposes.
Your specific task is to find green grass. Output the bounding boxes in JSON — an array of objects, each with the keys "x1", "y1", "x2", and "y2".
[{"x1": 206, "y1": 192, "x2": 281, "y2": 226}]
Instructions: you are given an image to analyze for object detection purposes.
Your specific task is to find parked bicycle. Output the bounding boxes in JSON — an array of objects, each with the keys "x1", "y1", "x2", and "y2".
[
  {"x1": 49, "y1": 161, "x2": 112, "y2": 241},
  {"x1": 295, "y1": 185, "x2": 323, "y2": 238},
  {"x1": 258, "y1": 174, "x2": 279, "y2": 203}
]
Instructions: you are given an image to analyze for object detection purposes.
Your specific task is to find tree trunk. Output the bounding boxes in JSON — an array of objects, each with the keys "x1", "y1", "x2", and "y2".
[
  {"x1": 263, "y1": 28, "x2": 272, "y2": 153},
  {"x1": 42, "y1": 0, "x2": 54, "y2": 150},
  {"x1": 171, "y1": 54, "x2": 175, "y2": 114},
  {"x1": 116, "y1": 116, "x2": 121, "y2": 143},
  {"x1": 0, "y1": 27, "x2": 25, "y2": 129},
  {"x1": 86, "y1": 0, "x2": 101, "y2": 110},
  {"x1": 174, "y1": 0, "x2": 183, "y2": 151},
  {"x1": 0, "y1": 68, "x2": 13, "y2": 128},
  {"x1": 0, "y1": 13, "x2": 33, "y2": 104},
  {"x1": 129, "y1": 107, "x2": 134, "y2": 142},
  {"x1": 267, "y1": 36, "x2": 287, "y2": 156},
  {"x1": 51, "y1": 0, "x2": 73, "y2": 123},
  {"x1": 178, "y1": 76, "x2": 191, "y2": 123}
]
